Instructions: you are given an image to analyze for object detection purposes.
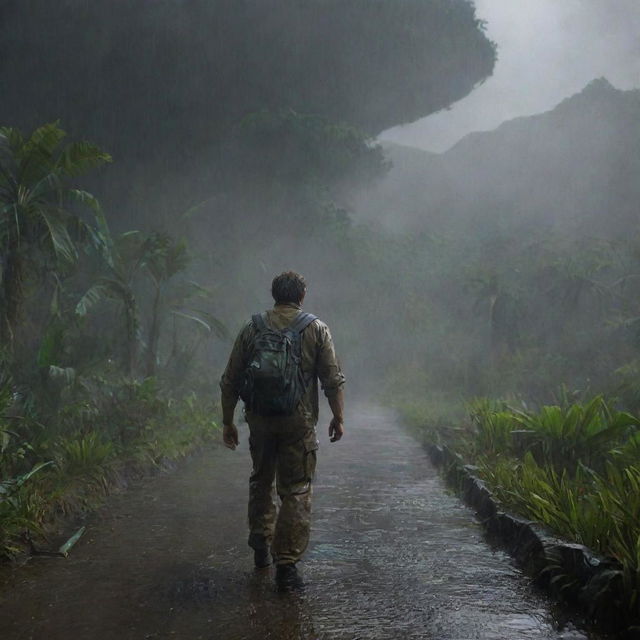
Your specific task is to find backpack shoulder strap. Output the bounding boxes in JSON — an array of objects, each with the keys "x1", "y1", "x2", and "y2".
[
  {"x1": 289, "y1": 312, "x2": 317, "y2": 335},
  {"x1": 252, "y1": 312, "x2": 269, "y2": 332}
]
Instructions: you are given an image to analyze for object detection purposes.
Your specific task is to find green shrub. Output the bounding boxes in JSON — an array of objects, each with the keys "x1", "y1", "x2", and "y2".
[
  {"x1": 470, "y1": 395, "x2": 639, "y2": 472},
  {"x1": 0, "y1": 461, "x2": 52, "y2": 559},
  {"x1": 512, "y1": 396, "x2": 639, "y2": 472},
  {"x1": 479, "y1": 455, "x2": 640, "y2": 622},
  {"x1": 468, "y1": 397, "x2": 520, "y2": 457},
  {"x1": 55, "y1": 433, "x2": 115, "y2": 476}
]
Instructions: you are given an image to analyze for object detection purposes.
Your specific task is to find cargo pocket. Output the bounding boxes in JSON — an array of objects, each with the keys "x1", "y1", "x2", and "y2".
[
  {"x1": 302, "y1": 431, "x2": 319, "y2": 483},
  {"x1": 277, "y1": 430, "x2": 318, "y2": 496}
]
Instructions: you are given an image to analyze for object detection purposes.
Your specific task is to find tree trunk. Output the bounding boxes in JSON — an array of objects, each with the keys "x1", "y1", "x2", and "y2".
[
  {"x1": 1, "y1": 245, "x2": 24, "y2": 353},
  {"x1": 145, "y1": 285, "x2": 162, "y2": 378},
  {"x1": 124, "y1": 292, "x2": 138, "y2": 379}
]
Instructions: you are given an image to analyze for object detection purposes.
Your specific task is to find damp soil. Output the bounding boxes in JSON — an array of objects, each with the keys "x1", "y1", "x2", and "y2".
[{"x1": 0, "y1": 405, "x2": 604, "y2": 639}]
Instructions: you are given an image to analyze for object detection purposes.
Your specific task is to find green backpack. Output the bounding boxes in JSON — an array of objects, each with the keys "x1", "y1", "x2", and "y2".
[{"x1": 240, "y1": 311, "x2": 317, "y2": 416}]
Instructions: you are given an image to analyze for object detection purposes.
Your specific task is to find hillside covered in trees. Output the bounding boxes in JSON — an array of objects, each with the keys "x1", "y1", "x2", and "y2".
[{"x1": 359, "y1": 79, "x2": 640, "y2": 409}]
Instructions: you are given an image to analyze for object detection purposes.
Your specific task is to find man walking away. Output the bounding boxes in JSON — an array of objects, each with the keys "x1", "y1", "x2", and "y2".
[{"x1": 220, "y1": 271, "x2": 345, "y2": 589}]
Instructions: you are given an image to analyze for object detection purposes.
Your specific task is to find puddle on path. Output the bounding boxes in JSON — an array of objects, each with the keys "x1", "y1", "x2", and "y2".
[{"x1": 0, "y1": 405, "x2": 603, "y2": 639}]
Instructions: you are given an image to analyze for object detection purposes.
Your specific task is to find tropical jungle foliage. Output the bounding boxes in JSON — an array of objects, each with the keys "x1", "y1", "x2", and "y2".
[
  {"x1": 0, "y1": 123, "x2": 221, "y2": 559},
  {"x1": 0, "y1": 0, "x2": 497, "y2": 560},
  {"x1": 463, "y1": 397, "x2": 640, "y2": 629}
]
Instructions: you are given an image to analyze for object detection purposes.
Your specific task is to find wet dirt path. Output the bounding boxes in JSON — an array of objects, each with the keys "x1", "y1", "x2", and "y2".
[{"x1": 0, "y1": 405, "x2": 597, "y2": 639}]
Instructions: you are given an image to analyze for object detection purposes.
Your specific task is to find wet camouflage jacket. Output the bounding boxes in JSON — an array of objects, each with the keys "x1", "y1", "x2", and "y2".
[{"x1": 220, "y1": 303, "x2": 345, "y2": 426}]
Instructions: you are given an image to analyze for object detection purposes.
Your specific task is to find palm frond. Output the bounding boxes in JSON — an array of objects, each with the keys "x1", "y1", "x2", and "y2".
[
  {"x1": 40, "y1": 209, "x2": 78, "y2": 264},
  {"x1": 184, "y1": 280, "x2": 214, "y2": 299},
  {"x1": 67, "y1": 188, "x2": 101, "y2": 212},
  {"x1": 170, "y1": 309, "x2": 212, "y2": 333},
  {"x1": 0, "y1": 126, "x2": 25, "y2": 155},
  {"x1": 48, "y1": 365, "x2": 76, "y2": 386},
  {"x1": 76, "y1": 277, "x2": 133, "y2": 317},
  {"x1": 57, "y1": 141, "x2": 111, "y2": 176},
  {"x1": 173, "y1": 309, "x2": 229, "y2": 339},
  {"x1": 22, "y1": 122, "x2": 66, "y2": 158},
  {"x1": 19, "y1": 122, "x2": 66, "y2": 185},
  {"x1": 75, "y1": 283, "x2": 109, "y2": 316},
  {"x1": 87, "y1": 207, "x2": 115, "y2": 267}
]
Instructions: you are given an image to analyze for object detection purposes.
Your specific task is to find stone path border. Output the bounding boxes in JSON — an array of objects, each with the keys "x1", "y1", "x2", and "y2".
[{"x1": 426, "y1": 443, "x2": 629, "y2": 636}]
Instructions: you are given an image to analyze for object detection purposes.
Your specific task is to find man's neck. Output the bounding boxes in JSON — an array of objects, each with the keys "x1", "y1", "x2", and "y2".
[{"x1": 274, "y1": 302, "x2": 302, "y2": 310}]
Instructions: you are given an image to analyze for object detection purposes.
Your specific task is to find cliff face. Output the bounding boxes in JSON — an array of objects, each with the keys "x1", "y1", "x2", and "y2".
[
  {"x1": 0, "y1": 0, "x2": 495, "y2": 224},
  {"x1": 361, "y1": 79, "x2": 640, "y2": 239}
]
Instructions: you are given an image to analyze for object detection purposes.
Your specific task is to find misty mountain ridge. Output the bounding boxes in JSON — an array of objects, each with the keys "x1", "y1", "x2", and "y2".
[{"x1": 361, "y1": 78, "x2": 640, "y2": 238}]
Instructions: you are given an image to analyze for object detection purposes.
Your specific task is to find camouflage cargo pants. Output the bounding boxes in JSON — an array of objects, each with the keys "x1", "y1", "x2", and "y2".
[{"x1": 246, "y1": 415, "x2": 318, "y2": 565}]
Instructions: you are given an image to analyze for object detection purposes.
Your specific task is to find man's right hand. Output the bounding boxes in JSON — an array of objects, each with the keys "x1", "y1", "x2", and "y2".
[
  {"x1": 223, "y1": 423, "x2": 239, "y2": 450},
  {"x1": 329, "y1": 416, "x2": 344, "y2": 443}
]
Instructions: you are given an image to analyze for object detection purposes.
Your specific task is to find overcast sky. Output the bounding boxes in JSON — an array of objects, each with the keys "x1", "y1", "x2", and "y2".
[{"x1": 382, "y1": 0, "x2": 640, "y2": 152}]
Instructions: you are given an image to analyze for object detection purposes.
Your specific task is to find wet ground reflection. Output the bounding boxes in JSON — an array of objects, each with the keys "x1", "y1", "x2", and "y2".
[{"x1": 0, "y1": 405, "x2": 601, "y2": 639}]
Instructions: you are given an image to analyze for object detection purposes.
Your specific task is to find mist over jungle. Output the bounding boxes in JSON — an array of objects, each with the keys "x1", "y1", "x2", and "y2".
[
  {"x1": 2, "y1": 0, "x2": 640, "y2": 410},
  {"x1": 1, "y1": 0, "x2": 496, "y2": 392},
  {"x1": 2, "y1": 0, "x2": 639, "y2": 414},
  {"x1": 4, "y1": 3, "x2": 640, "y2": 631}
]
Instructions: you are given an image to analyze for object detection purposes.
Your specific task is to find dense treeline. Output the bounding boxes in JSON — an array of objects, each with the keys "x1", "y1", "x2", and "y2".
[{"x1": 0, "y1": 0, "x2": 495, "y2": 226}]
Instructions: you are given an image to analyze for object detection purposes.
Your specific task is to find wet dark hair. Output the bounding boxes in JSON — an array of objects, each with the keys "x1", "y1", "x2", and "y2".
[{"x1": 271, "y1": 271, "x2": 306, "y2": 305}]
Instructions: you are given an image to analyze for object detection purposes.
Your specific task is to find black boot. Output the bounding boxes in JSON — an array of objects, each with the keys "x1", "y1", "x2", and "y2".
[
  {"x1": 275, "y1": 563, "x2": 303, "y2": 591},
  {"x1": 254, "y1": 547, "x2": 272, "y2": 569},
  {"x1": 249, "y1": 533, "x2": 272, "y2": 569}
]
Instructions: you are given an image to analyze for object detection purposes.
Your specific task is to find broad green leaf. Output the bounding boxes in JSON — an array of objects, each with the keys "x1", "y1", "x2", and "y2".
[
  {"x1": 76, "y1": 283, "x2": 109, "y2": 316},
  {"x1": 40, "y1": 209, "x2": 78, "y2": 263}
]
